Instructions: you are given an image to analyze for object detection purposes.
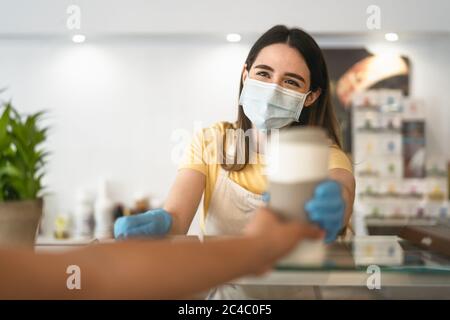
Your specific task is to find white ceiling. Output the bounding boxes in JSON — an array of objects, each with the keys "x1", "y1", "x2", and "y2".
[{"x1": 0, "y1": 0, "x2": 449, "y2": 38}]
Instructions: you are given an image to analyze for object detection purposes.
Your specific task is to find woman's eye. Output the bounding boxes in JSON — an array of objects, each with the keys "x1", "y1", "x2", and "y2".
[
  {"x1": 256, "y1": 71, "x2": 270, "y2": 78},
  {"x1": 285, "y1": 79, "x2": 300, "y2": 87}
]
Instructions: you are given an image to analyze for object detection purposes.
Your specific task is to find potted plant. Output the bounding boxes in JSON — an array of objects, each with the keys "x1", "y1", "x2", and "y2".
[{"x1": 0, "y1": 97, "x2": 48, "y2": 248}]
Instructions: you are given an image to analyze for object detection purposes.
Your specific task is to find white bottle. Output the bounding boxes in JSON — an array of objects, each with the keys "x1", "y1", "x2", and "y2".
[
  {"x1": 94, "y1": 179, "x2": 114, "y2": 239},
  {"x1": 73, "y1": 188, "x2": 94, "y2": 239}
]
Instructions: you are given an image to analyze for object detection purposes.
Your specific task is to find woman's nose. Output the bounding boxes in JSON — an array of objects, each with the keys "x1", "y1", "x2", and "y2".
[{"x1": 270, "y1": 74, "x2": 284, "y2": 86}]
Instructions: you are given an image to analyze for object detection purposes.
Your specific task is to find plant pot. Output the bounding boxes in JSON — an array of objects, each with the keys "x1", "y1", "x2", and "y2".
[{"x1": 0, "y1": 198, "x2": 43, "y2": 248}]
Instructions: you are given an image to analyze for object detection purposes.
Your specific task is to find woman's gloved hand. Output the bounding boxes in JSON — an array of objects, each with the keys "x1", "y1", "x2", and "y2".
[
  {"x1": 114, "y1": 208, "x2": 172, "y2": 239},
  {"x1": 305, "y1": 180, "x2": 345, "y2": 243},
  {"x1": 262, "y1": 192, "x2": 270, "y2": 204}
]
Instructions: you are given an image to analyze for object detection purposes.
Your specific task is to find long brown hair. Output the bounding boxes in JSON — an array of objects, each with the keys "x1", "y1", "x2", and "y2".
[{"x1": 222, "y1": 25, "x2": 342, "y2": 172}]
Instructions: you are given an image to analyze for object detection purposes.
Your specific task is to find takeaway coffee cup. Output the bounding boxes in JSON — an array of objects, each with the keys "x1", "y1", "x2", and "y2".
[
  {"x1": 266, "y1": 127, "x2": 329, "y2": 266},
  {"x1": 267, "y1": 127, "x2": 330, "y2": 221}
]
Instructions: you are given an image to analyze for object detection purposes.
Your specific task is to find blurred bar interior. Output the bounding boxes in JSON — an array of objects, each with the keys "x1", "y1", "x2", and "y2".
[{"x1": 0, "y1": 0, "x2": 449, "y2": 300}]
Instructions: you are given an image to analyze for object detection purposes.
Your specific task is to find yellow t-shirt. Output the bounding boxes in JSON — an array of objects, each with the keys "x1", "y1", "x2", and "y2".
[{"x1": 178, "y1": 122, "x2": 352, "y2": 220}]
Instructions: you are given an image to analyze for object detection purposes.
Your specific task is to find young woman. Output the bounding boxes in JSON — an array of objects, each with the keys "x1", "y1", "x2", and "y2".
[{"x1": 115, "y1": 25, "x2": 355, "y2": 299}]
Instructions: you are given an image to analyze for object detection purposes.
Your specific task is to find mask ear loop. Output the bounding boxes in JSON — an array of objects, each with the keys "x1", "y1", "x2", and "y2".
[
  {"x1": 245, "y1": 70, "x2": 252, "y2": 82},
  {"x1": 295, "y1": 91, "x2": 311, "y2": 121}
]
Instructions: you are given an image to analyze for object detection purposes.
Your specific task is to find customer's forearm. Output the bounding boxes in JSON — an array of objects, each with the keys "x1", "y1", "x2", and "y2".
[
  {"x1": 0, "y1": 237, "x2": 267, "y2": 299},
  {"x1": 90, "y1": 237, "x2": 267, "y2": 299}
]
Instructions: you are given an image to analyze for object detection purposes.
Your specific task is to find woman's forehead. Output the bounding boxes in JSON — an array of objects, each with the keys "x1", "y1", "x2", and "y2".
[{"x1": 252, "y1": 43, "x2": 310, "y2": 79}]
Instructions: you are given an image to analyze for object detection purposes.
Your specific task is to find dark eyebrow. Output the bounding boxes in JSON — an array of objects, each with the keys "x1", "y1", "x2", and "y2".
[
  {"x1": 254, "y1": 64, "x2": 274, "y2": 72},
  {"x1": 285, "y1": 72, "x2": 306, "y2": 84},
  {"x1": 254, "y1": 64, "x2": 305, "y2": 83}
]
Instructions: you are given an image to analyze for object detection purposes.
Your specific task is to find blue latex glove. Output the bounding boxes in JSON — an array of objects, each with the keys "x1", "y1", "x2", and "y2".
[
  {"x1": 305, "y1": 180, "x2": 345, "y2": 243},
  {"x1": 114, "y1": 208, "x2": 172, "y2": 239},
  {"x1": 262, "y1": 192, "x2": 270, "y2": 203}
]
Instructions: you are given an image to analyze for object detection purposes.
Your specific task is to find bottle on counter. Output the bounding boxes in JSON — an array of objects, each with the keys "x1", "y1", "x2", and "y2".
[
  {"x1": 73, "y1": 188, "x2": 94, "y2": 239},
  {"x1": 94, "y1": 179, "x2": 114, "y2": 239},
  {"x1": 54, "y1": 214, "x2": 70, "y2": 239}
]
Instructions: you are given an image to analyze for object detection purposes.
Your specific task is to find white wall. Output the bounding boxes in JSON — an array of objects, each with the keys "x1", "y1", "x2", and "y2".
[{"x1": 0, "y1": 39, "x2": 250, "y2": 234}]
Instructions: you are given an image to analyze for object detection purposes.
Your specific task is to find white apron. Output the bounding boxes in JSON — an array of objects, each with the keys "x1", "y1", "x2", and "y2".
[{"x1": 204, "y1": 168, "x2": 315, "y2": 300}]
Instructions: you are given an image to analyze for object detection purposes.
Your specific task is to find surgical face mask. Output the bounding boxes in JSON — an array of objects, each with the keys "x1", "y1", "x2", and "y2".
[{"x1": 239, "y1": 75, "x2": 310, "y2": 130}]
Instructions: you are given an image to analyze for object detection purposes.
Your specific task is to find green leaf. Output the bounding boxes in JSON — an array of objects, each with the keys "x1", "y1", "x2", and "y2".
[
  {"x1": 0, "y1": 98, "x2": 48, "y2": 202},
  {"x1": 0, "y1": 106, "x2": 11, "y2": 150},
  {"x1": 0, "y1": 163, "x2": 23, "y2": 178}
]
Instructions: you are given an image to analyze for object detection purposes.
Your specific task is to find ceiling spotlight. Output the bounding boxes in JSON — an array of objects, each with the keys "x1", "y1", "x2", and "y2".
[
  {"x1": 226, "y1": 33, "x2": 241, "y2": 43},
  {"x1": 385, "y1": 33, "x2": 399, "y2": 42},
  {"x1": 72, "y1": 34, "x2": 86, "y2": 43}
]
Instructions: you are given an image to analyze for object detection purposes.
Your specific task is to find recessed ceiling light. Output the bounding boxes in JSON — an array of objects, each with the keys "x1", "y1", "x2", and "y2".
[
  {"x1": 72, "y1": 34, "x2": 86, "y2": 43},
  {"x1": 385, "y1": 33, "x2": 399, "y2": 42},
  {"x1": 226, "y1": 33, "x2": 241, "y2": 43}
]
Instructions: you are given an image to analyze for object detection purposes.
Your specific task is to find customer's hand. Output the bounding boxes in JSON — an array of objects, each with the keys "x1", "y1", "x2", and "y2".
[
  {"x1": 114, "y1": 208, "x2": 172, "y2": 239},
  {"x1": 305, "y1": 180, "x2": 345, "y2": 243},
  {"x1": 244, "y1": 207, "x2": 324, "y2": 274}
]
